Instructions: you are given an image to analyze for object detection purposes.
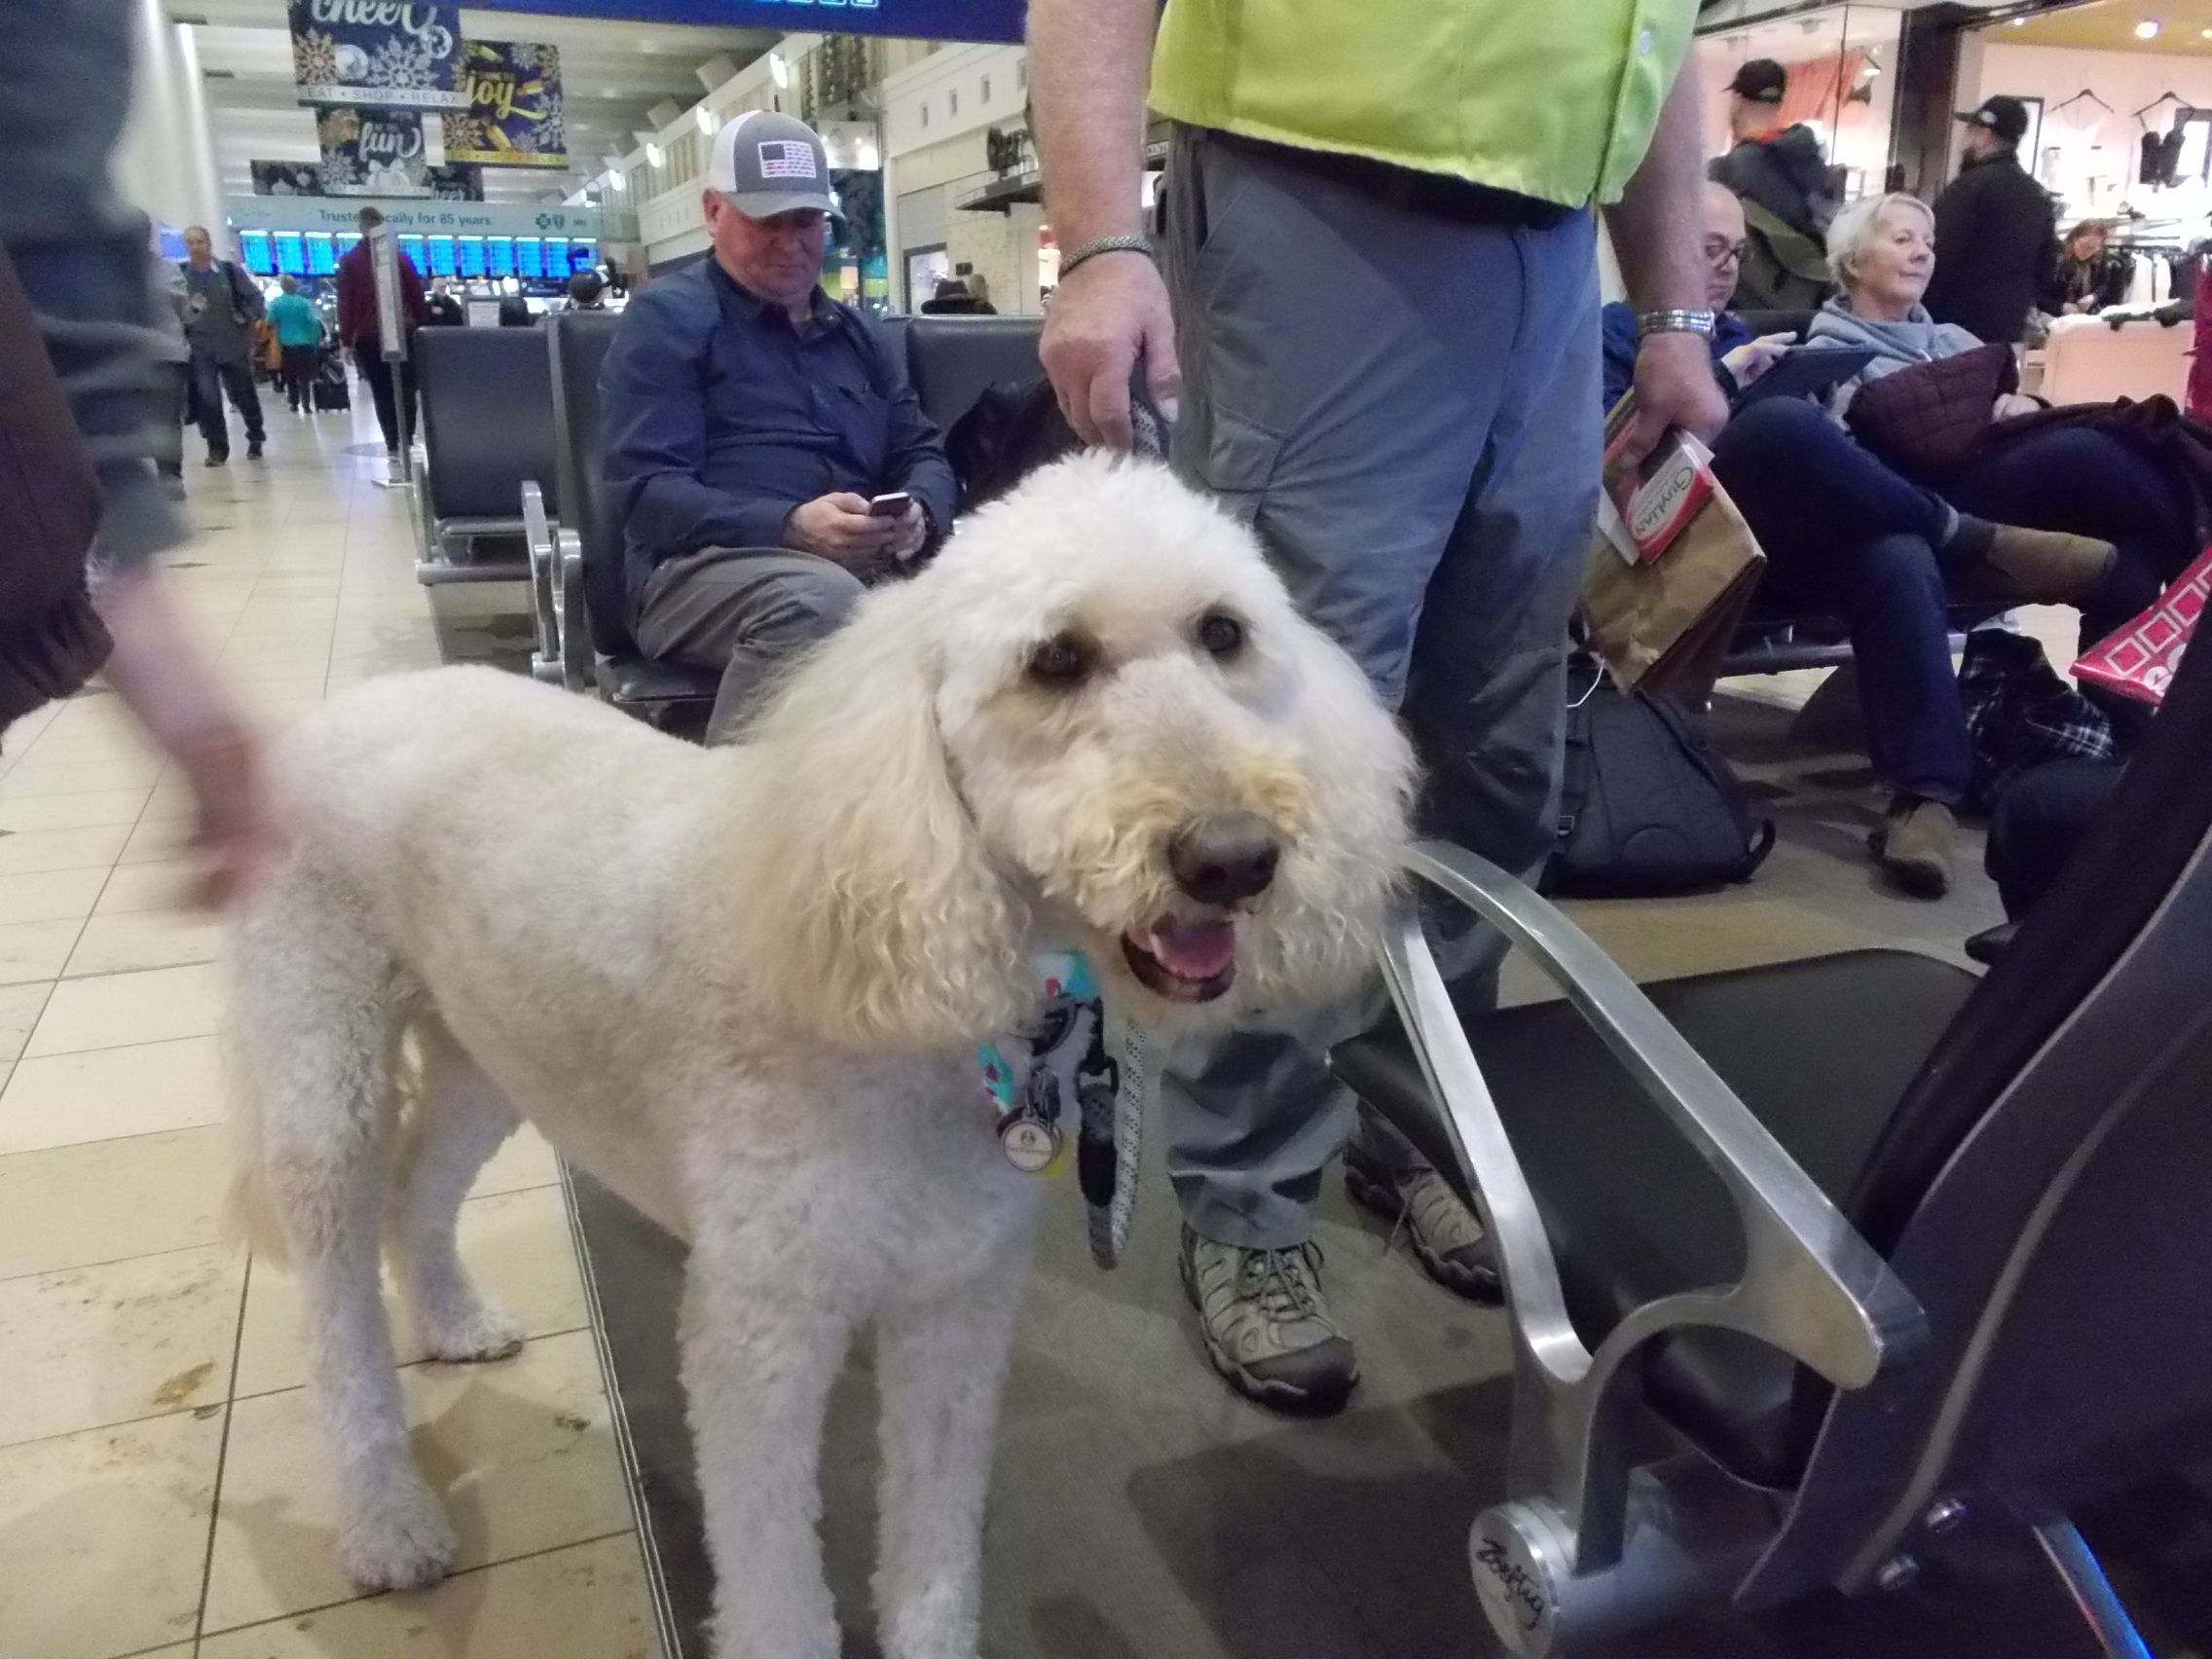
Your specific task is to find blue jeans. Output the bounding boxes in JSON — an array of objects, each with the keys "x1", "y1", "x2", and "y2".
[
  {"x1": 1161, "y1": 130, "x2": 1601, "y2": 1247},
  {"x1": 1712, "y1": 399, "x2": 1972, "y2": 805},
  {"x1": 191, "y1": 350, "x2": 265, "y2": 459},
  {"x1": 1944, "y1": 427, "x2": 2190, "y2": 645}
]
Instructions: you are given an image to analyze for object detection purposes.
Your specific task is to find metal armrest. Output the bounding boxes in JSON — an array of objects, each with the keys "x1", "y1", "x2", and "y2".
[
  {"x1": 554, "y1": 527, "x2": 592, "y2": 694},
  {"x1": 521, "y1": 482, "x2": 562, "y2": 684},
  {"x1": 1382, "y1": 841, "x2": 1925, "y2": 1583}
]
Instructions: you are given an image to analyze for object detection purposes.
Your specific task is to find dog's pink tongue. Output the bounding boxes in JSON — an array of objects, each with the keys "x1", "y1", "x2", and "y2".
[{"x1": 1146, "y1": 919, "x2": 1236, "y2": 980}]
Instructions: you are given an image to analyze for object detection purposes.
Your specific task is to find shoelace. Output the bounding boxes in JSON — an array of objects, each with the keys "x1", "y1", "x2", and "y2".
[{"x1": 1238, "y1": 1241, "x2": 1327, "y2": 1323}]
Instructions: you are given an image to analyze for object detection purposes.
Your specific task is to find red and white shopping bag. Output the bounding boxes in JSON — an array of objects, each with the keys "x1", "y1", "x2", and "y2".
[{"x1": 2074, "y1": 546, "x2": 2212, "y2": 707}]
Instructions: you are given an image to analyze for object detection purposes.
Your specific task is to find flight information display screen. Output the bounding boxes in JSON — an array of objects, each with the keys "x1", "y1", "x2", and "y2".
[
  {"x1": 427, "y1": 237, "x2": 458, "y2": 277},
  {"x1": 398, "y1": 234, "x2": 426, "y2": 271},
  {"x1": 304, "y1": 233, "x2": 337, "y2": 276},
  {"x1": 514, "y1": 238, "x2": 544, "y2": 280},
  {"x1": 457, "y1": 237, "x2": 487, "y2": 278},
  {"x1": 274, "y1": 233, "x2": 306, "y2": 276},
  {"x1": 239, "y1": 232, "x2": 275, "y2": 276},
  {"x1": 569, "y1": 240, "x2": 597, "y2": 276},
  {"x1": 485, "y1": 237, "x2": 514, "y2": 278}
]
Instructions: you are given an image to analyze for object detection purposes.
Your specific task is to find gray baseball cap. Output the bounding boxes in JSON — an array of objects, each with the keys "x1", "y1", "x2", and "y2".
[{"x1": 708, "y1": 110, "x2": 839, "y2": 220}]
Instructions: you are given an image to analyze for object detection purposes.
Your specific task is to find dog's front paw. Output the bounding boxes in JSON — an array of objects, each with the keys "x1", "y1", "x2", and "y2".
[
  {"x1": 415, "y1": 1300, "x2": 526, "y2": 1364},
  {"x1": 336, "y1": 1466, "x2": 458, "y2": 1592}
]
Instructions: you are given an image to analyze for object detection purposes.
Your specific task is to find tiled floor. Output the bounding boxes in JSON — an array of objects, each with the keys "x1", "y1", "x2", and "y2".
[{"x1": 0, "y1": 402, "x2": 658, "y2": 1659}]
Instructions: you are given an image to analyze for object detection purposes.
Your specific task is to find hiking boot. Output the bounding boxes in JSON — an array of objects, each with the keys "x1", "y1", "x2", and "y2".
[
  {"x1": 1344, "y1": 1144, "x2": 1500, "y2": 1302},
  {"x1": 1178, "y1": 1225, "x2": 1357, "y2": 1415},
  {"x1": 1869, "y1": 794, "x2": 1957, "y2": 899},
  {"x1": 1947, "y1": 516, "x2": 2116, "y2": 607}
]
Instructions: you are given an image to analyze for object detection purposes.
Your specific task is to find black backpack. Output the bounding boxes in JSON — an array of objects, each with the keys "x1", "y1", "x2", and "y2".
[{"x1": 1542, "y1": 668, "x2": 1776, "y2": 899}]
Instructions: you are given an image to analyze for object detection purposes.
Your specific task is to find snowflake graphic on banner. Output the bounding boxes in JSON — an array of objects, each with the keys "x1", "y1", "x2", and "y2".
[
  {"x1": 293, "y1": 28, "x2": 338, "y2": 87},
  {"x1": 366, "y1": 37, "x2": 439, "y2": 92},
  {"x1": 532, "y1": 101, "x2": 566, "y2": 156},
  {"x1": 443, "y1": 113, "x2": 489, "y2": 153}
]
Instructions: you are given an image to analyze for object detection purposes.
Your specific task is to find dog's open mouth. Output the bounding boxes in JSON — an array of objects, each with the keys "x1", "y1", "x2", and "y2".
[{"x1": 1121, "y1": 917, "x2": 1237, "y2": 1003}]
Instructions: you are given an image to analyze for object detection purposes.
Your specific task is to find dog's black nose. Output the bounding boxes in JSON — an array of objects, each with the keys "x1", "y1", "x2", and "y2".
[{"x1": 1168, "y1": 814, "x2": 1280, "y2": 905}]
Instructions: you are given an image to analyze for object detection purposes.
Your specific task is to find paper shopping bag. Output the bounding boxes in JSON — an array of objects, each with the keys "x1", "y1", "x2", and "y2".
[
  {"x1": 1580, "y1": 399, "x2": 1767, "y2": 698},
  {"x1": 2073, "y1": 545, "x2": 2211, "y2": 707}
]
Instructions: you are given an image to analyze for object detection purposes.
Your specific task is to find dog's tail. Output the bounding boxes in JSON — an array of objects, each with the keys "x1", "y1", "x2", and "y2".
[
  {"x1": 221, "y1": 1013, "x2": 292, "y2": 1267},
  {"x1": 222, "y1": 1010, "x2": 428, "y2": 1270}
]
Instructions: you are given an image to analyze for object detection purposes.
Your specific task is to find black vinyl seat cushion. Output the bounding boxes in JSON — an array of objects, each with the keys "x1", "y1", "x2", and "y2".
[
  {"x1": 1330, "y1": 948, "x2": 1977, "y2": 1489},
  {"x1": 417, "y1": 327, "x2": 558, "y2": 522}
]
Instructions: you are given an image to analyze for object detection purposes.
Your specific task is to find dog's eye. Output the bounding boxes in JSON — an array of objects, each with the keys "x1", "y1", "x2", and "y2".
[
  {"x1": 1196, "y1": 609, "x2": 1245, "y2": 659},
  {"x1": 1027, "y1": 632, "x2": 1092, "y2": 688}
]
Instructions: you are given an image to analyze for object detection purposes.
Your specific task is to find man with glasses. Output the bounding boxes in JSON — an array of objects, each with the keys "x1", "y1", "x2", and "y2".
[
  {"x1": 1601, "y1": 182, "x2": 1788, "y2": 407},
  {"x1": 604, "y1": 111, "x2": 954, "y2": 744}
]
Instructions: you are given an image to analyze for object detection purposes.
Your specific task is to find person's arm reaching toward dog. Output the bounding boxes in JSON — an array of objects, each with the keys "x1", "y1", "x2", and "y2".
[
  {"x1": 1604, "y1": 65, "x2": 1732, "y2": 465},
  {"x1": 1030, "y1": 0, "x2": 1180, "y2": 449}
]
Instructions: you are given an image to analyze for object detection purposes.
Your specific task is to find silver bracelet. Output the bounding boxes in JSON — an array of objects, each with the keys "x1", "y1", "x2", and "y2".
[
  {"x1": 1059, "y1": 235, "x2": 1156, "y2": 278},
  {"x1": 1637, "y1": 308, "x2": 1717, "y2": 339}
]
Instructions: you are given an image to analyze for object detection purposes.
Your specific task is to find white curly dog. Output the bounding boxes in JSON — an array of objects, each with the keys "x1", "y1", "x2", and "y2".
[{"x1": 227, "y1": 454, "x2": 1413, "y2": 1659}]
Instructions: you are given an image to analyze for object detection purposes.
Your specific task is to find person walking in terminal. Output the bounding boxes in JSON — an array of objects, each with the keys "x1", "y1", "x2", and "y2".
[
  {"x1": 178, "y1": 224, "x2": 266, "y2": 464},
  {"x1": 1920, "y1": 95, "x2": 2058, "y2": 348},
  {"x1": 336, "y1": 204, "x2": 427, "y2": 464},
  {"x1": 603, "y1": 110, "x2": 954, "y2": 747},
  {"x1": 266, "y1": 274, "x2": 323, "y2": 415},
  {"x1": 1030, "y1": 0, "x2": 1726, "y2": 1414},
  {"x1": 2, "y1": 0, "x2": 275, "y2": 905}
]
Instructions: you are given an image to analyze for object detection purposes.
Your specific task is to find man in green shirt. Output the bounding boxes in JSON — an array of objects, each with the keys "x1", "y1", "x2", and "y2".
[
  {"x1": 1032, "y1": 0, "x2": 1725, "y2": 1414},
  {"x1": 265, "y1": 275, "x2": 325, "y2": 417}
]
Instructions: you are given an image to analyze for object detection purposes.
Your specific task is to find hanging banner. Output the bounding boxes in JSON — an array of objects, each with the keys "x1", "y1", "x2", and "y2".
[
  {"x1": 442, "y1": 41, "x2": 568, "y2": 169},
  {"x1": 426, "y1": 165, "x2": 484, "y2": 201},
  {"x1": 316, "y1": 105, "x2": 434, "y2": 196},
  {"x1": 464, "y1": 0, "x2": 1024, "y2": 41},
  {"x1": 251, "y1": 161, "x2": 327, "y2": 196},
  {"x1": 289, "y1": 0, "x2": 467, "y2": 110}
]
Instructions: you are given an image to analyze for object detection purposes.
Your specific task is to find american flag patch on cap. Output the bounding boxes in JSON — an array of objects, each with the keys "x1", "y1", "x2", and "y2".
[{"x1": 756, "y1": 140, "x2": 818, "y2": 180}]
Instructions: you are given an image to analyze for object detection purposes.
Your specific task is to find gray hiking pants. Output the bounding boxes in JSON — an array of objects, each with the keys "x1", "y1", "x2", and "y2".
[{"x1": 1161, "y1": 129, "x2": 1604, "y2": 1250}]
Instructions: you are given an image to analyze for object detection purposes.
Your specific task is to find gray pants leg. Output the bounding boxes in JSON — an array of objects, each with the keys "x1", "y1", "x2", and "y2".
[
  {"x1": 1162, "y1": 130, "x2": 1602, "y2": 1250},
  {"x1": 633, "y1": 546, "x2": 866, "y2": 745}
]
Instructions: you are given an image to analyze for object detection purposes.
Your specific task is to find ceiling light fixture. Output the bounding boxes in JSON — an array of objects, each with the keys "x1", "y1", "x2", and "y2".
[
  {"x1": 695, "y1": 104, "x2": 715, "y2": 134},
  {"x1": 768, "y1": 50, "x2": 791, "y2": 90},
  {"x1": 606, "y1": 170, "x2": 625, "y2": 193},
  {"x1": 2136, "y1": 18, "x2": 2162, "y2": 39},
  {"x1": 645, "y1": 141, "x2": 663, "y2": 167}
]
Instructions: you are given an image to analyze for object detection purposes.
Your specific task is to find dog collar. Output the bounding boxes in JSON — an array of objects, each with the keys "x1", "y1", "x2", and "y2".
[{"x1": 977, "y1": 950, "x2": 1156, "y2": 1269}]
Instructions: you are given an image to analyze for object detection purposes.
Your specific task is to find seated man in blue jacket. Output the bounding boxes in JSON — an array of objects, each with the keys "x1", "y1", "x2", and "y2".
[{"x1": 603, "y1": 111, "x2": 955, "y2": 744}]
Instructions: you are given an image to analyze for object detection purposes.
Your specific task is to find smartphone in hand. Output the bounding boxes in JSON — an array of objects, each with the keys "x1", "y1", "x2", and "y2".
[{"x1": 867, "y1": 492, "x2": 912, "y2": 519}]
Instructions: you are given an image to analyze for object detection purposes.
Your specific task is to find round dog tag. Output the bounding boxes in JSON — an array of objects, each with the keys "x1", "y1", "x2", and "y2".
[{"x1": 999, "y1": 1114, "x2": 1063, "y2": 1175}]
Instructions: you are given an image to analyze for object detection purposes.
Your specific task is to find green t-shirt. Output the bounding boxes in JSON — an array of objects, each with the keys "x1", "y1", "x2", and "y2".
[
  {"x1": 267, "y1": 292, "x2": 324, "y2": 349},
  {"x1": 1151, "y1": 0, "x2": 1698, "y2": 209}
]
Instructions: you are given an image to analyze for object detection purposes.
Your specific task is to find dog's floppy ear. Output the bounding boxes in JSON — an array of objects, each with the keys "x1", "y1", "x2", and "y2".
[{"x1": 721, "y1": 579, "x2": 1031, "y2": 1049}]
